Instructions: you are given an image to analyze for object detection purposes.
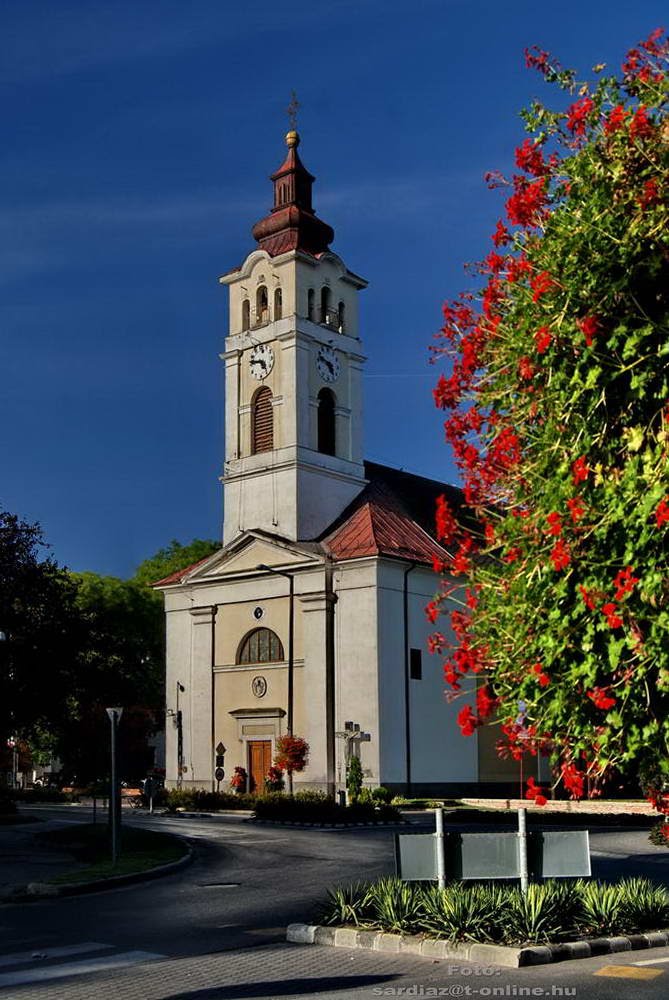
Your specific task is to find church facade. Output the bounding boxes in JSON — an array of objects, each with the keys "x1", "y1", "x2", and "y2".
[{"x1": 156, "y1": 130, "x2": 528, "y2": 796}]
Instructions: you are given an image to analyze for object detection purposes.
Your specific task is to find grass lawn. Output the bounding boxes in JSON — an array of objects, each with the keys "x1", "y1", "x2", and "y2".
[{"x1": 36, "y1": 823, "x2": 188, "y2": 884}]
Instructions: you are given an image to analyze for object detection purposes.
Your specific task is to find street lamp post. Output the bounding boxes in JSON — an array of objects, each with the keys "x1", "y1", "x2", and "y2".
[
  {"x1": 176, "y1": 682, "x2": 185, "y2": 789},
  {"x1": 105, "y1": 707, "x2": 123, "y2": 866}
]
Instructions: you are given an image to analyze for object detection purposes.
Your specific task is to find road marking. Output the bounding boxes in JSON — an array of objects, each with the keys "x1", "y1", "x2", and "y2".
[
  {"x1": 594, "y1": 965, "x2": 664, "y2": 980},
  {"x1": 634, "y1": 957, "x2": 669, "y2": 966},
  {"x1": 0, "y1": 943, "x2": 112, "y2": 969},
  {"x1": 0, "y1": 950, "x2": 164, "y2": 987}
]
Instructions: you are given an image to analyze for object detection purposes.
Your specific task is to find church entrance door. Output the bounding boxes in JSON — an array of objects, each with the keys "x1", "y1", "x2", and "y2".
[{"x1": 248, "y1": 740, "x2": 272, "y2": 794}]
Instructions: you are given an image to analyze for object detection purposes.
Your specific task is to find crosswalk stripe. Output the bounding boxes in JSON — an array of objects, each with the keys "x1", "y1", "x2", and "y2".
[
  {"x1": 634, "y1": 957, "x2": 669, "y2": 966},
  {"x1": 0, "y1": 950, "x2": 164, "y2": 987},
  {"x1": 0, "y1": 943, "x2": 112, "y2": 969}
]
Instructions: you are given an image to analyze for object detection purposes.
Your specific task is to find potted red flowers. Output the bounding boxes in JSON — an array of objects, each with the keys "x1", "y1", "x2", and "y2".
[
  {"x1": 230, "y1": 766, "x2": 247, "y2": 793},
  {"x1": 274, "y1": 735, "x2": 309, "y2": 793}
]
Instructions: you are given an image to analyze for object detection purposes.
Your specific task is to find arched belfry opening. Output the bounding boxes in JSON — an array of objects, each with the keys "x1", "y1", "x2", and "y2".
[
  {"x1": 320, "y1": 286, "x2": 331, "y2": 325},
  {"x1": 241, "y1": 299, "x2": 250, "y2": 331},
  {"x1": 317, "y1": 388, "x2": 336, "y2": 456},
  {"x1": 274, "y1": 287, "x2": 282, "y2": 321},
  {"x1": 252, "y1": 386, "x2": 273, "y2": 454},
  {"x1": 256, "y1": 285, "x2": 268, "y2": 326}
]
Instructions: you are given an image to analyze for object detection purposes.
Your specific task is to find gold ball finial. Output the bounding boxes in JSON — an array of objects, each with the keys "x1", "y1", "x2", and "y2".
[{"x1": 286, "y1": 129, "x2": 300, "y2": 148}]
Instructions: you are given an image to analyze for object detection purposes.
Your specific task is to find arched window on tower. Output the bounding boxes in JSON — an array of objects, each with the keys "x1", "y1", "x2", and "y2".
[
  {"x1": 307, "y1": 288, "x2": 315, "y2": 321},
  {"x1": 256, "y1": 285, "x2": 268, "y2": 326},
  {"x1": 237, "y1": 627, "x2": 284, "y2": 664},
  {"x1": 252, "y1": 386, "x2": 273, "y2": 454},
  {"x1": 317, "y1": 388, "x2": 336, "y2": 456},
  {"x1": 274, "y1": 287, "x2": 282, "y2": 321},
  {"x1": 241, "y1": 299, "x2": 250, "y2": 332},
  {"x1": 337, "y1": 301, "x2": 345, "y2": 333},
  {"x1": 320, "y1": 286, "x2": 331, "y2": 325}
]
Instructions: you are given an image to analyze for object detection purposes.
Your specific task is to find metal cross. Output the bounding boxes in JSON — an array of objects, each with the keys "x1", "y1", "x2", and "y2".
[{"x1": 287, "y1": 91, "x2": 299, "y2": 130}]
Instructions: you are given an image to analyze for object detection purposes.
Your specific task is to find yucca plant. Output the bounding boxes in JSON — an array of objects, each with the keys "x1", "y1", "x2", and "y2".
[
  {"x1": 577, "y1": 881, "x2": 624, "y2": 936},
  {"x1": 505, "y1": 882, "x2": 579, "y2": 944},
  {"x1": 317, "y1": 882, "x2": 374, "y2": 927},
  {"x1": 617, "y1": 878, "x2": 669, "y2": 933},
  {"x1": 419, "y1": 883, "x2": 504, "y2": 942},
  {"x1": 367, "y1": 877, "x2": 424, "y2": 934}
]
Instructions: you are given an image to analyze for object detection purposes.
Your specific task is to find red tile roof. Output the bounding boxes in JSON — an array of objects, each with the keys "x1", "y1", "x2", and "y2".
[
  {"x1": 151, "y1": 554, "x2": 214, "y2": 587},
  {"x1": 322, "y1": 465, "x2": 458, "y2": 566}
]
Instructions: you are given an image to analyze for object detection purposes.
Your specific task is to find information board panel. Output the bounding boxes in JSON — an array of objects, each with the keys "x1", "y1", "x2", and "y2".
[
  {"x1": 531, "y1": 830, "x2": 591, "y2": 878},
  {"x1": 394, "y1": 833, "x2": 437, "y2": 881},
  {"x1": 450, "y1": 832, "x2": 520, "y2": 880}
]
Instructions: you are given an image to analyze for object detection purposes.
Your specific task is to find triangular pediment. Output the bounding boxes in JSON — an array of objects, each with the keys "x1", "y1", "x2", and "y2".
[{"x1": 183, "y1": 531, "x2": 323, "y2": 583}]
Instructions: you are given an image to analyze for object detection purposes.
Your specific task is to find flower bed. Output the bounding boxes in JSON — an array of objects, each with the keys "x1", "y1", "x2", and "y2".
[
  {"x1": 317, "y1": 877, "x2": 669, "y2": 944},
  {"x1": 253, "y1": 791, "x2": 401, "y2": 825}
]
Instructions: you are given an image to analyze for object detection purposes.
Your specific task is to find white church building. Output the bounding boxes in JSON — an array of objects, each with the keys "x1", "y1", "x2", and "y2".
[{"x1": 156, "y1": 129, "x2": 525, "y2": 797}]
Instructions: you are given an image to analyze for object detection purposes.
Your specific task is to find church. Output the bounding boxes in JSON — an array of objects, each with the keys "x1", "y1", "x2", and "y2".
[{"x1": 155, "y1": 128, "x2": 528, "y2": 797}]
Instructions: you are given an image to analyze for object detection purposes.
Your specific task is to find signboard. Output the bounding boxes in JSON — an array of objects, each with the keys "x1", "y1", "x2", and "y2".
[
  {"x1": 395, "y1": 828, "x2": 590, "y2": 882},
  {"x1": 215, "y1": 767, "x2": 225, "y2": 782},
  {"x1": 394, "y1": 833, "x2": 438, "y2": 882}
]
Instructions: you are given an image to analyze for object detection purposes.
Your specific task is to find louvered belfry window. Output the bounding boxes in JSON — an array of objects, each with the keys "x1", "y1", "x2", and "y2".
[{"x1": 252, "y1": 386, "x2": 273, "y2": 454}]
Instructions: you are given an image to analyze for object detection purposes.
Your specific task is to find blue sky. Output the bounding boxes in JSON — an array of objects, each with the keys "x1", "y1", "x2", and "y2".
[{"x1": 1, "y1": 1, "x2": 665, "y2": 576}]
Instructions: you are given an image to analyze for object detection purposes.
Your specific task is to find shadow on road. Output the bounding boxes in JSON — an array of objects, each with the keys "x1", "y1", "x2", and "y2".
[{"x1": 167, "y1": 974, "x2": 398, "y2": 998}]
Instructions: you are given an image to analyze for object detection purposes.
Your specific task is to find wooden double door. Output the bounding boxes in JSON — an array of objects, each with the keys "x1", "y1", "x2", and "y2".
[{"x1": 248, "y1": 740, "x2": 272, "y2": 794}]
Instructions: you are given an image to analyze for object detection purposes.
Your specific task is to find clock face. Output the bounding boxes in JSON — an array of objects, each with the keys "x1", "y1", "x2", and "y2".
[
  {"x1": 249, "y1": 344, "x2": 274, "y2": 380},
  {"x1": 316, "y1": 346, "x2": 340, "y2": 383}
]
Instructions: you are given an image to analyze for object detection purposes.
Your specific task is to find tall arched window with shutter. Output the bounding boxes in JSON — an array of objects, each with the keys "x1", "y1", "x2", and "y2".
[
  {"x1": 256, "y1": 285, "x2": 268, "y2": 326},
  {"x1": 241, "y1": 299, "x2": 250, "y2": 331},
  {"x1": 320, "y1": 285, "x2": 331, "y2": 324},
  {"x1": 252, "y1": 386, "x2": 273, "y2": 454},
  {"x1": 317, "y1": 388, "x2": 336, "y2": 456},
  {"x1": 274, "y1": 287, "x2": 282, "y2": 320}
]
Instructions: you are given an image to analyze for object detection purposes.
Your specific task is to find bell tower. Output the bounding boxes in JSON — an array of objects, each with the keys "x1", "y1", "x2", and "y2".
[{"x1": 220, "y1": 130, "x2": 368, "y2": 544}]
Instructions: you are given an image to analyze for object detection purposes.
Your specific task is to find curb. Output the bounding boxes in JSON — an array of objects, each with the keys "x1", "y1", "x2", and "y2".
[
  {"x1": 251, "y1": 819, "x2": 407, "y2": 829},
  {"x1": 2, "y1": 840, "x2": 193, "y2": 903},
  {"x1": 285, "y1": 924, "x2": 669, "y2": 968}
]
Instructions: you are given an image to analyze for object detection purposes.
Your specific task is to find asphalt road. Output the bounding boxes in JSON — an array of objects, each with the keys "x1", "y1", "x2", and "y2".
[{"x1": 0, "y1": 807, "x2": 668, "y2": 1000}]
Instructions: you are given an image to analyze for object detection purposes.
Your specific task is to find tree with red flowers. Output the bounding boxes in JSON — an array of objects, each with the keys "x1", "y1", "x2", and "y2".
[
  {"x1": 274, "y1": 735, "x2": 309, "y2": 794},
  {"x1": 431, "y1": 30, "x2": 669, "y2": 810}
]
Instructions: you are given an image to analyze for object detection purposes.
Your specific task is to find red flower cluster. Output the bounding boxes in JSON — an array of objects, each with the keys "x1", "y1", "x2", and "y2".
[
  {"x1": 613, "y1": 566, "x2": 639, "y2": 600},
  {"x1": 577, "y1": 315, "x2": 600, "y2": 347},
  {"x1": 534, "y1": 326, "x2": 552, "y2": 354},
  {"x1": 546, "y1": 512, "x2": 562, "y2": 537},
  {"x1": 506, "y1": 177, "x2": 548, "y2": 227},
  {"x1": 492, "y1": 220, "x2": 511, "y2": 246},
  {"x1": 603, "y1": 104, "x2": 628, "y2": 135},
  {"x1": 524, "y1": 46, "x2": 551, "y2": 74},
  {"x1": 567, "y1": 497, "x2": 585, "y2": 523},
  {"x1": 532, "y1": 662, "x2": 550, "y2": 687},
  {"x1": 566, "y1": 97, "x2": 594, "y2": 136},
  {"x1": 550, "y1": 538, "x2": 570, "y2": 571},
  {"x1": 518, "y1": 356, "x2": 535, "y2": 380},
  {"x1": 476, "y1": 684, "x2": 499, "y2": 719},
  {"x1": 525, "y1": 777, "x2": 548, "y2": 806},
  {"x1": 656, "y1": 497, "x2": 669, "y2": 527},
  {"x1": 587, "y1": 687, "x2": 616, "y2": 710},
  {"x1": 629, "y1": 106, "x2": 654, "y2": 140},
  {"x1": 515, "y1": 139, "x2": 550, "y2": 177},
  {"x1": 561, "y1": 760, "x2": 585, "y2": 799},
  {"x1": 571, "y1": 456, "x2": 590, "y2": 484},
  {"x1": 457, "y1": 704, "x2": 479, "y2": 736},
  {"x1": 579, "y1": 585, "x2": 598, "y2": 611},
  {"x1": 602, "y1": 602, "x2": 623, "y2": 629},
  {"x1": 274, "y1": 735, "x2": 310, "y2": 773},
  {"x1": 435, "y1": 494, "x2": 458, "y2": 544},
  {"x1": 639, "y1": 178, "x2": 660, "y2": 208},
  {"x1": 530, "y1": 270, "x2": 555, "y2": 301}
]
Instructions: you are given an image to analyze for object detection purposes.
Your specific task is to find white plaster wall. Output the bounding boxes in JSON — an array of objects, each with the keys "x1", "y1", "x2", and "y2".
[
  {"x1": 164, "y1": 601, "x2": 194, "y2": 788},
  {"x1": 332, "y1": 561, "x2": 381, "y2": 787},
  {"x1": 376, "y1": 562, "x2": 479, "y2": 787}
]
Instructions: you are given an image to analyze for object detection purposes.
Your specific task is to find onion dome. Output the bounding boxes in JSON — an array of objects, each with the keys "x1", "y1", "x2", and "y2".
[{"x1": 251, "y1": 131, "x2": 334, "y2": 257}]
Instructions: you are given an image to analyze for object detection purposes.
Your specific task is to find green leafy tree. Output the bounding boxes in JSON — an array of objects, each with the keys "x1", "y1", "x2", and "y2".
[
  {"x1": 346, "y1": 755, "x2": 364, "y2": 802},
  {"x1": 133, "y1": 538, "x2": 219, "y2": 587},
  {"x1": 0, "y1": 510, "x2": 82, "y2": 747},
  {"x1": 430, "y1": 31, "x2": 669, "y2": 809}
]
